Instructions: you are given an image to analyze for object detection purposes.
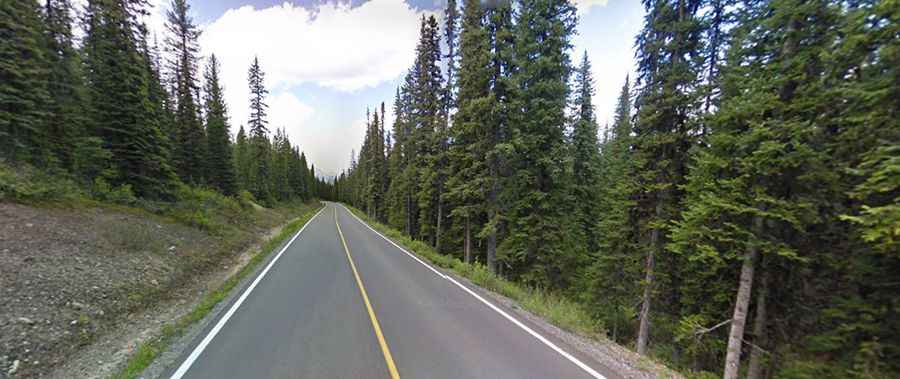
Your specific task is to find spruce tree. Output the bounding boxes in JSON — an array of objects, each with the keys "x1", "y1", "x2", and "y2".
[
  {"x1": 445, "y1": 0, "x2": 493, "y2": 264},
  {"x1": 590, "y1": 75, "x2": 641, "y2": 342},
  {"x1": 247, "y1": 56, "x2": 270, "y2": 201},
  {"x1": 502, "y1": 0, "x2": 581, "y2": 288},
  {"x1": 233, "y1": 124, "x2": 252, "y2": 193},
  {"x1": 165, "y1": 0, "x2": 205, "y2": 185},
  {"x1": 203, "y1": 54, "x2": 236, "y2": 195},
  {"x1": 483, "y1": 0, "x2": 516, "y2": 274},
  {"x1": 44, "y1": 0, "x2": 87, "y2": 169},
  {"x1": 82, "y1": 0, "x2": 177, "y2": 197},
  {"x1": 298, "y1": 151, "x2": 310, "y2": 200},
  {"x1": 411, "y1": 16, "x2": 445, "y2": 245},
  {"x1": 631, "y1": 0, "x2": 704, "y2": 355},
  {"x1": 0, "y1": 0, "x2": 50, "y2": 162},
  {"x1": 669, "y1": 1, "x2": 848, "y2": 375},
  {"x1": 443, "y1": 0, "x2": 460, "y2": 115},
  {"x1": 570, "y1": 52, "x2": 602, "y2": 252},
  {"x1": 386, "y1": 84, "x2": 414, "y2": 232}
]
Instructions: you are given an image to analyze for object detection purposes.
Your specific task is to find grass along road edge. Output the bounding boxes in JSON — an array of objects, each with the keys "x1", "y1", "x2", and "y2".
[
  {"x1": 109, "y1": 202, "x2": 325, "y2": 379},
  {"x1": 340, "y1": 204, "x2": 682, "y2": 379}
]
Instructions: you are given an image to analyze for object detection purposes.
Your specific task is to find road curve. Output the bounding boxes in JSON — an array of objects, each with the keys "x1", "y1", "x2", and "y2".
[{"x1": 163, "y1": 202, "x2": 618, "y2": 379}]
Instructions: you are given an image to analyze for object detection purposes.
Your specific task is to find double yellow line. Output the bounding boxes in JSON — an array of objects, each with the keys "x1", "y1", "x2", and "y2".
[{"x1": 334, "y1": 206, "x2": 401, "y2": 379}]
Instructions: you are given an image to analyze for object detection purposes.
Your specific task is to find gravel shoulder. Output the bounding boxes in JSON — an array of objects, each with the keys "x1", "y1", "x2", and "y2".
[{"x1": 0, "y1": 201, "x2": 301, "y2": 378}]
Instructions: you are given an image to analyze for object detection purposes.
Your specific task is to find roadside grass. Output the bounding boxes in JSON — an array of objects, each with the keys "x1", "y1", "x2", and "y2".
[
  {"x1": 0, "y1": 161, "x2": 286, "y2": 234},
  {"x1": 109, "y1": 203, "x2": 324, "y2": 379},
  {"x1": 341, "y1": 205, "x2": 604, "y2": 340}
]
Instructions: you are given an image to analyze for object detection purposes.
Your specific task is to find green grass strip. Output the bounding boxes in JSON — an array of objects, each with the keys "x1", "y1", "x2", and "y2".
[{"x1": 110, "y1": 203, "x2": 324, "y2": 379}]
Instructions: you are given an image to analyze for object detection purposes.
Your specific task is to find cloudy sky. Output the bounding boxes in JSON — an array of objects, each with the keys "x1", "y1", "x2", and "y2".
[{"x1": 136, "y1": 0, "x2": 645, "y2": 176}]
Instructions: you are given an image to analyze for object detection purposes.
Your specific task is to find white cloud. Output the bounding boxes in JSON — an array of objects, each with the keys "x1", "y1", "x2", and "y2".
[
  {"x1": 574, "y1": 0, "x2": 609, "y2": 15},
  {"x1": 200, "y1": 0, "x2": 426, "y2": 92},
  {"x1": 269, "y1": 91, "x2": 316, "y2": 134},
  {"x1": 194, "y1": 0, "x2": 428, "y2": 175}
]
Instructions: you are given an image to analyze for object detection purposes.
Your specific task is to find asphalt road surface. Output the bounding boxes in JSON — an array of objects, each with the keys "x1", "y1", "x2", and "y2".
[{"x1": 165, "y1": 202, "x2": 617, "y2": 379}]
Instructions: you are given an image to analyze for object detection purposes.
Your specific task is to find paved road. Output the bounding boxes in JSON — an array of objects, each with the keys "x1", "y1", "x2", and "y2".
[{"x1": 165, "y1": 202, "x2": 617, "y2": 379}]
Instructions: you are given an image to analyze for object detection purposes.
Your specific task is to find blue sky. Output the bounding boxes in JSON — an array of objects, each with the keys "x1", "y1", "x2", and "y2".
[{"x1": 139, "y1": 0, "x2": 645, "y2": 176}]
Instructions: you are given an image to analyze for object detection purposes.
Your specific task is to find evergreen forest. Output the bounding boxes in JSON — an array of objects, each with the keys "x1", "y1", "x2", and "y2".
[
  {"x1": 327, "y1": 0, "x2": 899, "y2": 377},
  {"x1": 1, "y1": 0, "x2": 325, "y2": 205}
]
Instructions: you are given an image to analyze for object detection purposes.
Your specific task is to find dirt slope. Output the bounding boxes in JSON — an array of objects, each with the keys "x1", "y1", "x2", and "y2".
[{"x1": 0, "y1": 202, "x2": 297, "y2": 378}]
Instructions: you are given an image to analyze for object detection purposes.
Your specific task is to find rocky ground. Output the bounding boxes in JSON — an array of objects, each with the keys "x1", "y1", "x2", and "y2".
[{"x1": 0, "y1": 202, "x2": 295, "y2": 378}]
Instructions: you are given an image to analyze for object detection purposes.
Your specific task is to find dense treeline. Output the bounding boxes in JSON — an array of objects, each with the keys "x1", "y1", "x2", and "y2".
[
  {"x1": 0, "y1": 0, "x2": 325, "y2": 204},
  {"x1": 328, "y1": 0, "x2": 899, "y2": 377}
]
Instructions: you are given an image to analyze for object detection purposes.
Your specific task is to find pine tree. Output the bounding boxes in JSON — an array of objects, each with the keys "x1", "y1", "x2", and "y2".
[
  {"x1": 482, "y1": 0, "x2": 516, "y2": 274},
  {"x1": 445, "y1": 0, "x2": 493, "y2": 264},
  {"x1": 570, "y1": 52, "x2": 602, "y2": 252},
  {"x1": 44, "y1": 0, "x2": 87, "y2": 169},
  {"x1": 165, "y1": 0, "x2": 205, "y2": 185},
  {"x1": 233, "y1": 124, "x2": 252, "y2": 193},
  {"x1": 270, "y1": 127, "x2": 291, "y2": 201},
  {"x1": 501, "y1": 0, "x2": 581, "y2": 288},
  {"x1": 82, "y1": 0, "x2": 177, "y2": 197},
  {"x1": 411, "y1": 16, "x2": 445, "y2": 245},
  {"x1": 0, "y1": 0, "x2": 50, "y2": 162},
  {"x1": 203, "y1": 54, "x2": 236, "y2": 195},
  {"x1": 247, "y1": 56, "x2": 270, "y2": 201},
  {"x1": 443, "y1": 0, "x2": 460, "y2": 114},
  {"x1": 590, "y1": 75, "x2": 641, "y2": 342},
  {"x1": 298, "y1": 151, "x2": 310, "y2": 200},
  {"x1": 631, "y1": 0, "x2": 704, "y2": 355},
  {"x1": 386, "y1": 84, "x2": 413, "y2": 232},
  {"x1": 668, "y1": 1, "x2": 850, "y2": 375}
]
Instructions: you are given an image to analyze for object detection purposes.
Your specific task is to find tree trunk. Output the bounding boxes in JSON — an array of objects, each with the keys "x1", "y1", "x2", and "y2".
[
  {"x1": 636, "y1": 201, "x2": 662, "y2": 355},
  {"x1": 435, "y1": 197, "x2": 443, "y2": 252},
  {"x1": 636, "y1": 233, "x2": 656, "y2": 355},
  {"x1": 486, "y1": 165, "x2": 499, "y2": 273},
  {"x1": 406, "y1": 191, "x2": 412, "y2": 236},
  {"x1": 747, "y1": 266, "x2": 769, "y2": 379},
  {"x1": 723, "y1": 215, "x2": 762, "y2": 379},
  {"x1": 464, "y1": 217, "x2": 472, "y2": 264}
]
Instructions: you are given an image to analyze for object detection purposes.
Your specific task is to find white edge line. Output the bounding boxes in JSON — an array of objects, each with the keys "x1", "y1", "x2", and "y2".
[
  {"x1": 339, "y1": 204, "x2": 448, "y2": 279},
  {"x1": 337, "y1": 204, "x2": 607, "y2": 379},
  {"x1": 169, "y1": 205, "x2": 328, "y2": 379}
]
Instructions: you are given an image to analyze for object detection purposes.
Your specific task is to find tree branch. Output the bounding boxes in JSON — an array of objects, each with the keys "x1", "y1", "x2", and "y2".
[{"x1": 694, "y1": 319, "x2": 732, "y2": 336}]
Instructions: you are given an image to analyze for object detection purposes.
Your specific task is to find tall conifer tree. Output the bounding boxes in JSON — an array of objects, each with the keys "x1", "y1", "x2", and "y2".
[
  {"x1": 44, "y1": 0, "x2": 86, "y2": 169},
  {"x1": 501, "y1": 0, "x2": 581, "y2": 288},
  {"x1": 411, "y1": 16, "x2": 445, "y2": 245},
  {"x1": 631, "y1": 0, "x2": 703, "y2": 355},
  {"x1": 570, "y1": 52, "x2": 602, "y2": 252},
  {"x1": 165, "y1": 0, "x2": 205, "y2": 184},
  {"x1": 445, "y1": 0, "x2": 493, "y2": 264},
  {"x1": 82, "y1": 0, "x2": 177, "y2": 197},
  {"x1": 0, "y1": 0, "x2": 50, "y2": 162},
  {"x1": 247, "y1": 56, "x2": 270, "y2": 200},
  {"x1": 203, "y1": 54, "x2": 236, "y2": 195}
]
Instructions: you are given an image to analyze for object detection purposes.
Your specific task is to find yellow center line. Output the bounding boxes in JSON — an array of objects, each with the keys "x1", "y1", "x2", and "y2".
[{"x1": 334, "y1": 206, "x2": 401, "y2": 379}]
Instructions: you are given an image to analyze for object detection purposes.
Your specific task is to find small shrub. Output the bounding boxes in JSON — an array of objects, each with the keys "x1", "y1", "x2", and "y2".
[
  {"x1": 237, "y1": 190, "x2": 257, "y2": 208},
  {"x1": 0, "y1": 161, "x2": 84, "y2": 202},
  {"x1": 91, "y1": 177, "x2": 137, "y2": 205},
  {"x1": 164, "y1": 184, "x2": 247, "y2": 231}
]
